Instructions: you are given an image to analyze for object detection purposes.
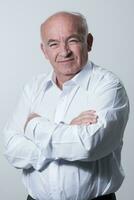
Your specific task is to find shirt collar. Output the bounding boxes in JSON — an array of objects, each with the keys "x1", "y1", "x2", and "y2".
[
  {"x1": 44, "y1": 70, "x2": 56, "y2": 90},
  {"x1": 63, "y1": 61, "x2": 93, "y2": 91},
  {"x1": 45, "y1": 61, "x2": 93, "y2": 91},
  {"x1": 69, "y1": 61, "x2": 93, "y2": 90}
]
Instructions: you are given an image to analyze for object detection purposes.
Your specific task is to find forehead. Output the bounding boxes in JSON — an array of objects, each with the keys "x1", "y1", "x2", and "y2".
[{"x1": 41, "y1": 14, "x2": 83, "y2": 40}]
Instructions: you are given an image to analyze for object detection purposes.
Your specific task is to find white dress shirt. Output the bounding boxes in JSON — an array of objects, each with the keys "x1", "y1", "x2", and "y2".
[{"x1": 3, "y1": 61, "x2": 129, "y2": 200}]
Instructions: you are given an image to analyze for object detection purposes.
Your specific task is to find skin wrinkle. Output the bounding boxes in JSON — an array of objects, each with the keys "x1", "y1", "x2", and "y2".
[
  {"x1": 24, "y1": 11, "x2": 96, "y2": 136},
  {"x1": 40, "y1": 12, "x2": 93, "y2": 89},
  {"x1": 40, "y1": 12, "x2": 89, "y2": 41}
]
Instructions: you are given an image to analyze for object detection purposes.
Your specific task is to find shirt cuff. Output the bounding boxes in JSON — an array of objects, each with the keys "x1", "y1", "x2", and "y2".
[
  {"x1": 34, "y1": 118, "x2": 58, "y2": 145},
  {"x1": 25, "y1": 117, "x2": 41, "y2": 141},
  {"x1": 25, "y1": 117, "x2": 58, "y2": 146},
  {"x1": 26, "y1": 117, "x2": 58, "y2": 161}
]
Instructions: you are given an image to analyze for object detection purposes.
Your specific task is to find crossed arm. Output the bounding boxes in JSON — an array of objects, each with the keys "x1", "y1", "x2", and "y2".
[
  {"x1": 24, "y1": 110, "x2": 98, "y2": 131},
  {"x1": 3, "y1": 78, "x2": 129, "y2": 170},
  {"x1": 4, "y1": 107, "x2": 98, "y2": 170}
]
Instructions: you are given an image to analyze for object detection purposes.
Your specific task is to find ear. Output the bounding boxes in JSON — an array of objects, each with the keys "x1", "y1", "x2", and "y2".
[
  {"x1": 87, "y1": 33, "x2": 93, "y2": 52},
  {"x1": 40, "y1": 43, "x2": 49, "y2": 59}
]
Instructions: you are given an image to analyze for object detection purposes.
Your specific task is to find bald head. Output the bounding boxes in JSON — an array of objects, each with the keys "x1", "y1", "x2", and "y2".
[
  {"x1": 40, "y1": 11, "x2": 93, "y2": 86},
  {"x1": 40, "y1": 11, "x2": 88, "y2": 41}
]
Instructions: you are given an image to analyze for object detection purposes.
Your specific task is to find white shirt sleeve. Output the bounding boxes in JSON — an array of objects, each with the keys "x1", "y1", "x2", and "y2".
[
  {"x1": 25, "y1": 79, "x2": 129, "y2": 162},
  {"x1": 3, "y1": 80, "x2": 52, "y2": 170}
]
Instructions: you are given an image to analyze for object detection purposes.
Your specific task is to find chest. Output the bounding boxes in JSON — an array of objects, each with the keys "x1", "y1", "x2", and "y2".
[{"x1": 31, "y1": 86, "x2": 95, "y2": 124}]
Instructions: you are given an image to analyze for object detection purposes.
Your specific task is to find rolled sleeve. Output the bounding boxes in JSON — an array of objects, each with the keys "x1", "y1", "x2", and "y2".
[{"x1": 29, "y1": 80, "x2": 129, "y2": 162}]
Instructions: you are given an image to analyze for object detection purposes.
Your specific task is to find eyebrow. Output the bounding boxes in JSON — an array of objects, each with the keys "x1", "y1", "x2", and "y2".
[
  {"x1": 67, "y1": 34, "x2": 85, "y2": 43},
  {"x1": 47, "y1": 39, "x2": 59, "y2": 45},
  {"x1": 67, "y1": 34, "x2": 82, "y2": 39},
  {"x1": 47, "y1": 34, "x2": 84, "y2": 45}
]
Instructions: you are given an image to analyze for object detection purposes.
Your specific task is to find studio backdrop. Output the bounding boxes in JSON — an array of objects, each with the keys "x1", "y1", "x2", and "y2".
[{"x1": 0, "y1": 1, "x2": 133, "y2": 199}]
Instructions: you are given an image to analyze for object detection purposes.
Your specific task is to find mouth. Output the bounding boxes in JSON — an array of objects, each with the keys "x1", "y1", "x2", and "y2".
[{"x1": 57, "y1": 58, "x2": 74, "y2": 63}]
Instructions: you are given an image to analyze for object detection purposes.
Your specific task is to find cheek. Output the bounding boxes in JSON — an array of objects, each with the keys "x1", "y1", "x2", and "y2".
[
  {"x1": 46, "y1": 51, "x2": 57, "y2": 62},
  {"x1": 73, "y1": 45, "x2": 86, "y2": 56},
  {"x1": 80, "y1": 47, "x2": 88, "y2": 59},
  {"x1": 71, "y1": 47, "x2": 81, "y2": 59},
  {"x1": 76, "y1": 48, "x2": 86, "y2": 62}
]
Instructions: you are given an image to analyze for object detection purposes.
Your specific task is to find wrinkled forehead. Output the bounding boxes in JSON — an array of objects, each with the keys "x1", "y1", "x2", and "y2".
[{"x1": 41, "y1": 13, "x2": 85, "y2": 39}]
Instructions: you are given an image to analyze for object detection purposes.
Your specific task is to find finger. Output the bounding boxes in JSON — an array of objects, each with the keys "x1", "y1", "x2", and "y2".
[
  {"x1": 81, "y1": 117, "x2": 97, "y2": 124},
  {"x1": 71, "y1": 120, "x2": 96, "y2": 126},
  {"x1": 80, "y1": 110, "x2": 96, "y2": 115},
  {"x1": 70, "y1": 111, "x2": 98, "y2": 125},
  {"x1": 30, "y1": 113, "x2": 40, "y2": 117},
  {"x1": 71, "y1": 114, "x2": 97, "y2": 123},
  {"x1": 77, "y1": 114, "x2": 98, "y2": 122},
  {"x1": 78, "y1": 112, "x2": 97, "y2": 119},
  {"x1": 80, "y1": 114, "x2": 97, "y2": 120},
  {"x1": 70, "y1": 119, "x2": 82, "y2": 125},
  {"x1": 70, "y1": 116, "x2": 98, "y2": 125}
]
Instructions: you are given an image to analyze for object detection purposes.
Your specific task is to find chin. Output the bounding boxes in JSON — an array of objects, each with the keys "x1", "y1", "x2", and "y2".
[{"x1": 64, "y1": 70, "x2": 81, "y2": 77}]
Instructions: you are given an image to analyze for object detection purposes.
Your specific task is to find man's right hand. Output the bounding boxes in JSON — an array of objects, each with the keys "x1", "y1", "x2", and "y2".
[
  {"x1": 70, "y1": 110, "x2": 98, "y2": 125},
  {"x1": 24, "y1": 113, "x2": 41, "y2": 132}
]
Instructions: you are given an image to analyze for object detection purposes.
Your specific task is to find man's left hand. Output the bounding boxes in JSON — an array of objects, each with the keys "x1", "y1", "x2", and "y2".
[{"x1": 24, "y1": 113, "x2": 41, "y2": 132}]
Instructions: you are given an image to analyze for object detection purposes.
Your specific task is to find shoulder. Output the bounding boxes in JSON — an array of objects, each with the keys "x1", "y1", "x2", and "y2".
[
  {"x1": 91, "y1": 62, "x2": 121, "y2": 83},
  {"x1": 89, "y1": 62, "x2": 122, "y2": 91},
  {"x1": 89, "y1": 63, "x2": 129, "y2": 110},
  {"x1": 23, "y1": 73, "x2": 50, "y2": 98}
]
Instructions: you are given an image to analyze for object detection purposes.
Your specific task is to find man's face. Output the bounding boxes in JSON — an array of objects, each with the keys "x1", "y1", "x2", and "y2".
[{"x1": 41, "y1": 14, "x2": 92, "y2": 80}]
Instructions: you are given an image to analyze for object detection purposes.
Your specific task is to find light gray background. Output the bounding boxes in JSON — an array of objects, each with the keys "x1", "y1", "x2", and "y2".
[{"x1": 0, "y1": 0, "x2": 133, "y2": 199}]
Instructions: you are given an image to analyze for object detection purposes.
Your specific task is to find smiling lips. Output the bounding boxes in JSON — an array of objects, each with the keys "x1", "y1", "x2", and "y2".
[{"x1": 57, "y1": 58, "x2": 74, "y2": 63}]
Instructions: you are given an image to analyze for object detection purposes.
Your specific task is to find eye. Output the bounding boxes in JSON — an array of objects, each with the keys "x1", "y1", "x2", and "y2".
[
  {"x1": 68, "y1": 37, "x2": 82, "y2": 45},
  {"x1": 48, "y1": 43, "x2": 58, "y2": 48},
  {"x1": 69, "y1": 38, "x2": 80, "y2": 43},
  {"x1": 47, "y1": 40, "x2": 59, "y2": 48}
]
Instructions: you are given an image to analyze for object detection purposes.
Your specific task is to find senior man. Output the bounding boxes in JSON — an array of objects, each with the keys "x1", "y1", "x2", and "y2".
[{"x1": 3, "y1": 11, "x2": 129, "y2": 200}]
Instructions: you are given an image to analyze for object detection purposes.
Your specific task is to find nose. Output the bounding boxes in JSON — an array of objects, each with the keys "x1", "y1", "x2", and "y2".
[{"x1": 59, "y1": 43, "x2": 72, "y2": 58}]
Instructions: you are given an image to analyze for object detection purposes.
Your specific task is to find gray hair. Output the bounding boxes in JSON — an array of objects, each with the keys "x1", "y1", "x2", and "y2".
[
  {"x1": 69, "y1": 12, "x2": 89, "y2": 36},
  {"x1": 41, "y1": 11, "x2": 89, "y2": 37}
]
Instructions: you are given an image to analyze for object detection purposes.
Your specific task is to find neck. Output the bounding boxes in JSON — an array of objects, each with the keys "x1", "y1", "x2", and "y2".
[{"x1": 56, "y1": 74, "x2": 75, "y2": 89}]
